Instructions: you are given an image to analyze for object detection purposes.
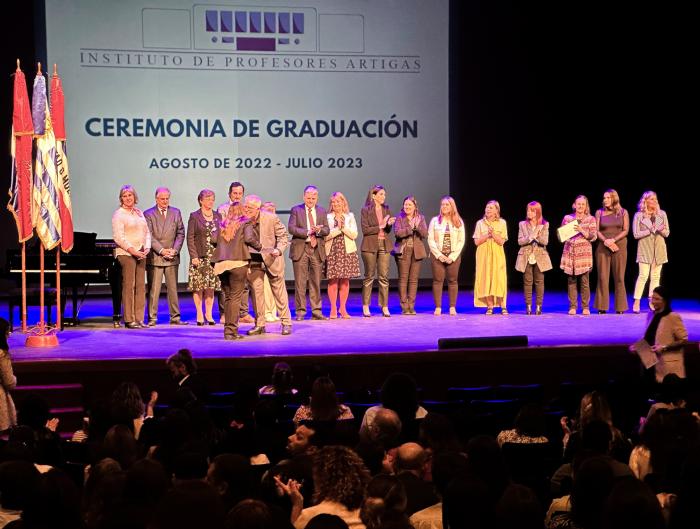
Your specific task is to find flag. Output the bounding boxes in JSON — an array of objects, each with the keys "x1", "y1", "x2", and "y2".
[
  {"x1": 51, "y1": 71, "x2": 74, "y2": 252},
  {"x1": 31, "y1": 73, "x2": 62, "y2": 250},
  {"x1": 7, "y1": 65, "x2": 34, "y2": 242}
]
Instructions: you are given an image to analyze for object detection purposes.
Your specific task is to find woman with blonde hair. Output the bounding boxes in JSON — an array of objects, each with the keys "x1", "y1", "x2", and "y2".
[
  {"x1": 515, "y1": 201, "x2": 552, "y2": 315},
  {"x1": 325, "y1": 192, "x2": 361, "y2": 319},
  {"x1": 594, "y1": 189, "x2": 630, "y2": 314},
  {"x1": 187, "y1": 189, "x2": 222, "y2": 325},
  {"x1": 428, "y1": 196, "x2": 466, "y2": 315},
  {"x1": 473, "y1": 200, "x2": 508, "y2": 314},
  {"x1": 632, "y1": 191, "x2": 669, "y2": 313},
  {"x1": 112, "y1": 185, "x2": 151, "y2": 329},
  {"x1": 360, "y1": 185, "x2": 396, "y2": 317},
  {"x1": 561, "y1": 195, "x2": 597, "y2": 315},
  {"x1": 392, "y1": 196, "x2": 428, "y2": 315}
]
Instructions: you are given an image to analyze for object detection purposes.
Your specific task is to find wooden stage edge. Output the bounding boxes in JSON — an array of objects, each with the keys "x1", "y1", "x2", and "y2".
[{"x1": 14, "y1": 343, "x2": 700, "y2": 404}]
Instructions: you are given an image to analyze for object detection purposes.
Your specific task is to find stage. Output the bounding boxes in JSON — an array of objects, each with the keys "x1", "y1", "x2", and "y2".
[
  {"x1": 9, "y1": 290, "x2": 700, "y2": 362},
  {"x1": 7, "y1": 289, "x2": 700, "y2": 434}
]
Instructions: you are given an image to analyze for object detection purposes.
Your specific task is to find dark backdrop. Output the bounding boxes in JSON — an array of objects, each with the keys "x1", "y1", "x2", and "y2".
[{"x1": 2, "y1": 1, "x2": 695, "y2": 297}]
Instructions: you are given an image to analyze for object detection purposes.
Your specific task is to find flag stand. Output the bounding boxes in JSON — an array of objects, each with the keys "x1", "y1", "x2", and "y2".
[
  {"x1": 24, "y1": 61, "x2": 58, "y2": 348},
  {"x1": 25, "y1": 244, "x2": 58, "y2": 347}
]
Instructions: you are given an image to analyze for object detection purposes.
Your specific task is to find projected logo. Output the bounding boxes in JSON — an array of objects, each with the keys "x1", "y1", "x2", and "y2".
[{"x1": 193, "y1": 5, "x2": 318, "y2": 52}]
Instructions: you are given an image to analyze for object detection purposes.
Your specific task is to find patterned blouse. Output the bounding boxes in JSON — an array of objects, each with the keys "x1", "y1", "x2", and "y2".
[
  {"x1": 293, "y1": 404, "x2": 354, "y2": 425},
  {"x1": 560, "y1": 214, "x2": 597, "y2": 276}
]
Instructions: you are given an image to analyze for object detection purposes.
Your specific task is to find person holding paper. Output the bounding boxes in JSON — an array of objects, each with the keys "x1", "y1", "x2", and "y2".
[
  {"x1": 594, "y1": 189, "x2": 630, "y2": 314},
  {"x1": 515, "y1": 201, "x2": 552, "y2": 315},
  {"x1": 631, "y1": 286, "x2": 688, "y2": 383},
  {"x1": 473, "y1": 200, "x2": 508, "y2": 315},
  {"x1": 361, "y1": 185, "x2": 396, "y2": 317},
  {"x1": 560, "y1": 195, "x2": 597, "y2": 315},
  {"x1": 632, "y1": 191, "x2": 670, "y2": 313}
]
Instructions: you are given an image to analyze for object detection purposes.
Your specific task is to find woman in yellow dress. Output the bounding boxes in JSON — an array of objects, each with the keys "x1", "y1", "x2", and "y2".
[{"x1": 473, "y1": 200, "x2": 508, "y2": 314}]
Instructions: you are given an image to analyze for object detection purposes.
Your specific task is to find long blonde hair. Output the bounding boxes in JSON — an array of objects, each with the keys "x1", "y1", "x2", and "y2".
[
  {"x1": 221, "y1": 202, "x2": 247, "y2": 242},
  {"x1": 329, "y1": 191, "x2": 350, "y2": 214},
  {"x1": 438, "y1": 196, "x2": 463, "y2": 228},
  {"x1": 638, "y1": 191, "x2": 660, "y2": 214}
]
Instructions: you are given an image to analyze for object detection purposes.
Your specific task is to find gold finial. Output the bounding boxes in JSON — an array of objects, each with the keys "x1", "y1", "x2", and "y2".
[
  {"x1": 53, "y1": 63, "x2": 57, "y2": 76},
  {"x1": 37, "y1": 62, "x2": 42, "y2": 74},
  {"x1": 16, "y1": 58, "x2": 20, "y2": 71}
]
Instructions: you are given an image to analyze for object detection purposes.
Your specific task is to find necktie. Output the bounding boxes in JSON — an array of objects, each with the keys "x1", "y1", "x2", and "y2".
[
  {"x1": 307, "y1": 208, "x2": 317, "y2": 248},
  {"x1": 160, "y1": 209, "x2": 166, "y2": 218}
]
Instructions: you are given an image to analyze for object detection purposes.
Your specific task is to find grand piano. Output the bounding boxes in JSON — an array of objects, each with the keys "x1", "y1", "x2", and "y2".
[{"x1": 7, "y1": 232, "x2": 121, "y2": 327}]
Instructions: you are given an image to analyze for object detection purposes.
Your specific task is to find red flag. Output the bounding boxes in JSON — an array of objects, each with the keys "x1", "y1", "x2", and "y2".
[
  {"x1": 7, "y1": 65, "x2": 34, "y2": 242},
  {"x1": 51, "y1": 71, "x2": 74, "y2": 252}
]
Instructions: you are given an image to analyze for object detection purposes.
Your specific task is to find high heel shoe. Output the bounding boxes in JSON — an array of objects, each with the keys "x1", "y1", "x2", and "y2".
[
  {"x1": 485, "y1": 307, "x2": 494, "y2": 315},
  {"x1": 535, "y1": 305, "x2": 542, "y2": 315},
  {"x1": 339, "y1": 310, "x2": 351, "y2": 319},
  {"x1": 632, "y1": 299, "x2": 641, "y2": 314},
  {"x1": 330, "y1": 309, "x2": 338, "y2": 320},
  {"x1": 362, "y1": 305, "x2": 371, "y2": 318},
  {"x1": 196, "y1": 321, "x2": 204, "y2": 326},
  {"x1": 382, "y1": 307, "x2": 391, "y2": 317},
  {"x1": 526, "y1": 304, "x2": 532, "y2": 315},
  {"x1": 207, "y1": 319, "x2": 216, "y2": 325}
]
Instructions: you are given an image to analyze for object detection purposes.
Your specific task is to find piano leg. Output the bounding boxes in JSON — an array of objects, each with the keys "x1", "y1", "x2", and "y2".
[{"x1": 109, "y1": 259, "x2": 123, "y2": 324}]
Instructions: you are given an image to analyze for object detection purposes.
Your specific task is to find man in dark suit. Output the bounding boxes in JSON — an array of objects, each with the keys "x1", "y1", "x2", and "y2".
[
  {"x1": 144, "y1": 187, "x2": 187, "y2": 325},
  {"x1": 288, "y1": 185, "x2": 330, "y2": 320},
  {"x1": 242, "y1": 195, "x2": 293, "y2": 335}
]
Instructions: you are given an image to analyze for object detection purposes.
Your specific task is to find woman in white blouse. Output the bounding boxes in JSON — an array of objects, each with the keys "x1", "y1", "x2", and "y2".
[
  {"x1": 427, "y1": 196, "x2": 466, "y2": 315},
  {"x1": 112, "y1": 185, "x2": 151, "y2": 329},
  {"x1": 324, "y1": 192, "x2": 361, "y2": 319}
]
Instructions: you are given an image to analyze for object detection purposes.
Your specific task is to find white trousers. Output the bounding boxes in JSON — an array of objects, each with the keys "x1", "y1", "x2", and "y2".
[{"x1": 634, "y1": 262, "x2": 663, "y2": 300}]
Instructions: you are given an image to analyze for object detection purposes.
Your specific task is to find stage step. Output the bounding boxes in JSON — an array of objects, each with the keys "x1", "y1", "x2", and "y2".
[{"x1": 13, "y1": 383, "x2": 85, "y2": 436}]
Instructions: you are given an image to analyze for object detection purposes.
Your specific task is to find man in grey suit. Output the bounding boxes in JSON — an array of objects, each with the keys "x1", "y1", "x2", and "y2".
[
  {"x1": 242, "y1": 195, "x2": 293, "y2": 335},
  {"x1": 288, "y1": 185, "x2": 330, "y2": 320},
  {"x1": 144, "y1": 187, "x2": 187, "y2": 325}
]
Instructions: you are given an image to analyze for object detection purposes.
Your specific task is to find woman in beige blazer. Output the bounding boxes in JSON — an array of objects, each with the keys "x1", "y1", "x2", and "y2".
[
  {"x1": 631, "y1": 286, "x2": 689, "y2": 383},
  {"x1": 325, "y1": 192, "x2": 361, "y2": 319},
  {"x1": 514, "y1": 201, "x2": 552, "y2": 315}
]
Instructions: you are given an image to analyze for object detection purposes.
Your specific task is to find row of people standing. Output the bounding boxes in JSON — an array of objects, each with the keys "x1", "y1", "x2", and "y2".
[{"x1": 111, "y1": 184, "x2": 669, "y2": 330}]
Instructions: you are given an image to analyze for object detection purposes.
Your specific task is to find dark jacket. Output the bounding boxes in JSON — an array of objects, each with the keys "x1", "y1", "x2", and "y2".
[
  {"x1": 392, "y1": 213, "x2": 429, "y2": 260},
  {"x1": 288, "y1": 204, "x2": 330, "y2": 261},
  {"x1": 186, "y1": 210, "x2": 222, "y2": 260},
  {"x1": 361, "y1": 204, "x2": 394, "y2": 252},
  {"x1": 212, "y1": 222, "x2": 251, "y2": 262}
]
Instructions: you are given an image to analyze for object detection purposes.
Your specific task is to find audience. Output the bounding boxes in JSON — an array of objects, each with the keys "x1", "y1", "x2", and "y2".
[{"x1": 2, "y1": 358, "x2": 699, "y2": 529}]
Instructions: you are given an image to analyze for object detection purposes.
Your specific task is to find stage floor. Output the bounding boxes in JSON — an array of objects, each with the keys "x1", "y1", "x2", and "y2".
[{"x1": 9, "y1": 290, "x2": 700, "y2": 363}]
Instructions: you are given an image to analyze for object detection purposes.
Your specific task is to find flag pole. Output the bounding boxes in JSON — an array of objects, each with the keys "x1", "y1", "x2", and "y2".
[
  {"x1": 53, "y1": 62, "x2": 62, "y2": 330},
  {"x1": 21, "y1": 242, "x2": 27, "y2": 333}
]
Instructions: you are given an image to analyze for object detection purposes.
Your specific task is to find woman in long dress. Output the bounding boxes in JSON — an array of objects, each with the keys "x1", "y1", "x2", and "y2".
[{"x1": 473, "y1": 200, "x2": 508, "y2": 315}]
